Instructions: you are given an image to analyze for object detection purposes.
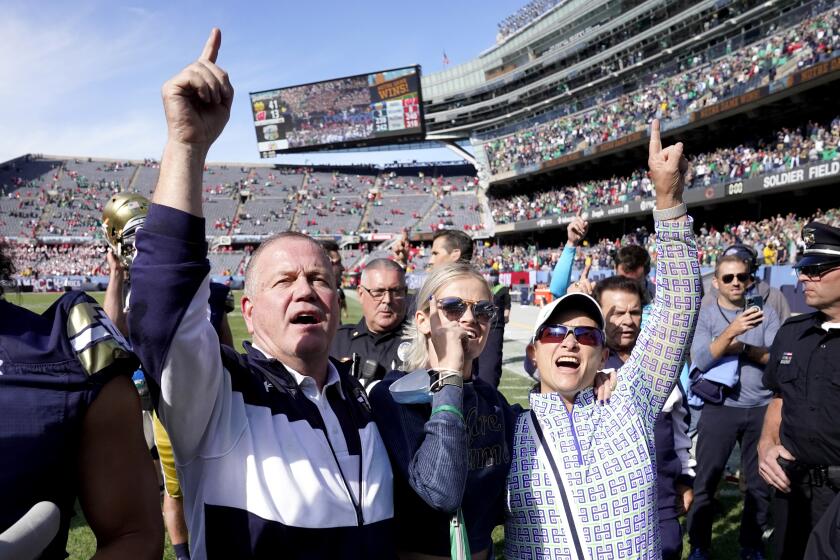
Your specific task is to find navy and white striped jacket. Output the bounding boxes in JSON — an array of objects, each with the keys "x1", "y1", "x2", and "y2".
[{"x1": 129, "y1": 204, "x2": 394, "y2": 560}]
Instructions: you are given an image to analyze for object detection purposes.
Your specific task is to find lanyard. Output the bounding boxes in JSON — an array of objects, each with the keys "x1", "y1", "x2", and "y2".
[{"x1": 529, "y1": 410, "x2": 585, "y2": 560}]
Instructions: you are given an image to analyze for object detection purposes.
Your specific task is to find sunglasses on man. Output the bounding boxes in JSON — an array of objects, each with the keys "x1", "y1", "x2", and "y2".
[
  {"x1": 720, "y1": 273, "x2": 751, "y2": 284},
  {"x1": 434, "y1": 296, "x2": 497, "y2": 323},
  {"x1": 797, "y1": 261, "x2": 840, "y2": 280},
  {"x1": 534, "y1": 324, "x2": 606, "y2": 347}
]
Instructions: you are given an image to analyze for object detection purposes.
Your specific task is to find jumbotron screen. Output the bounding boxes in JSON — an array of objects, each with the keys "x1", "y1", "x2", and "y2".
[{"x1": 250, "y1": 65, "x2": 424, "y2": 157}]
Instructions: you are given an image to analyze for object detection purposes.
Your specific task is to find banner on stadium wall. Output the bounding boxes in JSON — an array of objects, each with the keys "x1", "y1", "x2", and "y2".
[
  {"x1": 505, "y1": 158, "x2": 839, "y2": 235},
  {"x1": 11, "y1": 275, "x2": 113, "y2": 292},
  {"x1": 231, "y1": 235, "x2": 267, "y2": 243},
  {"x1": 787, "y1": 56, "x2": 840, "y2": 88},
  {"x1": 692, "y1": 86, "x2": 769, "y2": 122},
  {"x1": 364, "y1": 233, "x2": 395, "y2": 242},
  {"x1": 741, "y1": 160, "x2": 840, "y2": 194},
  {"x1": 38, "y1": 236, "x2": 100, "y2": 244}
]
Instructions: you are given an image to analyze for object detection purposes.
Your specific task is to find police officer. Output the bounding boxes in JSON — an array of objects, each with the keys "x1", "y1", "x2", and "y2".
[
  {"x1": 331, "y1": 258, "x2": 409, "y2": 388},
  {"x1": 475, "y1": 273, "x2": 510, "y2": 387},
  {"x1": 758, "y1": 221, "x2": 840, "y2": 559}
]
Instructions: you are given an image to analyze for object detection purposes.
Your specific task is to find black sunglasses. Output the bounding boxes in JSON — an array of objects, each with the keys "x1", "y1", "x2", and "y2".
[
  {"x1": 535, "y1": 324, "x2": 605, "y2": 347},
  {"x1": 797, "y1": 262, "x2": 840, "y2": 280},
  {"x1": 720, "y1": 273, "x2": 751, "y2": 284},
  {"x1": 436, "y1": 296, "x2": 496, "y2": 323}
]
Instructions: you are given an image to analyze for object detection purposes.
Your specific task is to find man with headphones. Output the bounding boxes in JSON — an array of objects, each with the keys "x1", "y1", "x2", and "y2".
[{"x1": 702, "y1": 244, "x2": 791, "y2": 323}]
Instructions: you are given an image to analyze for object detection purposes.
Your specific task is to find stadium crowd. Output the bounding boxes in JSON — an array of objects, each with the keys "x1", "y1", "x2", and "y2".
[
  {"x1": 279, "y1": 76, "x2": 371, "y2": 115},
  {"x1": 484, "y1": 7, "x2": 840, "y2": 176},
  {"x1": 6, "y1": 204, "x2": 839, "y2": 279},
  {"x1": 489, "y1": 116, "x2": 840, "y2": 224},
  {"x1": 5, "y1": 242, "x2": 108, "y2": 278},
  {"x1": 7, "y1": 19, "x2": 840, "y2": 560},
  {"x1": 280, "y1": 76, "x2": 375, "y2": 148},
  {"x1": 469, "y1": 208, "x2": 840, "y2": 274},
  {"x1": 496, "y1": 0, "x2": 571, "y2": 42}
]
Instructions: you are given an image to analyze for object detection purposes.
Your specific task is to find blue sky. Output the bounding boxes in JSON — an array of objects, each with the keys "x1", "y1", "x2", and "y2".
[{"x1": 0, "y1": 0, "x2": 518, "y2": 166}]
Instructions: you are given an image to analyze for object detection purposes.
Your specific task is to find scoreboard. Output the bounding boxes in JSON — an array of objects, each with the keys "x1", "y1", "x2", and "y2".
[{"x1": 250, "y1": 65, "x2": 425, "y2": 157}]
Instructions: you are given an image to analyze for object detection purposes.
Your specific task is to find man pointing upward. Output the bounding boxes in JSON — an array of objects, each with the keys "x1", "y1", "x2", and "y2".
[{"x1": 128, "y1": 30, "x2": 395, "y2": 560}]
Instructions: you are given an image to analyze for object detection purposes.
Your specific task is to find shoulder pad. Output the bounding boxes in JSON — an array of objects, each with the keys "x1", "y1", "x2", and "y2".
[{"x1": 62, "y1": 291, "x2": 134, "y2": 377}]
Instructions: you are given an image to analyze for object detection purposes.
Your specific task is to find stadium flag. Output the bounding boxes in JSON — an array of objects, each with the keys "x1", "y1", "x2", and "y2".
[{"x1": 443, "y1": 51, "x2": 450, "y2": 66}]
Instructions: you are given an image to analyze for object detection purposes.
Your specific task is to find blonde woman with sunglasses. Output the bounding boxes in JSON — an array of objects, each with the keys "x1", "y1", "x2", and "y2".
[{"x1": 369, "y1": 262, "x2": 519, "y2": 560}]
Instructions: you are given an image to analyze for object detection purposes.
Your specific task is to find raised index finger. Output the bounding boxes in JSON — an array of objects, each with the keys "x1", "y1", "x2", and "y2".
[
  {"x1": 200, "y1": 28, "x2": 222, "y2": 63},
  {"x1": 581, "y1": 258, "x2": 592, "y2": 280},
  {"x1": 649, "y1": 119, "x2": 662, "y2": 158}
]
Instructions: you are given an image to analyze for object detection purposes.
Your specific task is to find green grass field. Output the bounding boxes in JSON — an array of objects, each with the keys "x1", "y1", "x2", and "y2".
[{"x1": 11, "y1": 291, "x2": 745, "y2": 559}]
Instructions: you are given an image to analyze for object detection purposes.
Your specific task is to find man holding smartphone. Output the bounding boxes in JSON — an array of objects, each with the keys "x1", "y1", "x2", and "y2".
[
  {"x1": 701, "y1": 244, "x2": 791, "y2": 323},
  {"x1": 687, "y1": 254, "x2": 781, "y2": 560}
]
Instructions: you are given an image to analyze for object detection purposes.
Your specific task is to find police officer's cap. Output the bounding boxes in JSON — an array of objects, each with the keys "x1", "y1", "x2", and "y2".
[{"x1": 796, "y1": 221, "x2": 840, "y2": 268}]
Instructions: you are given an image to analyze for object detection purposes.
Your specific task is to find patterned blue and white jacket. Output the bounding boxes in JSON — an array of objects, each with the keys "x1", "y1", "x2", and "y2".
[{"x1": 504, "y1": 217, "x2": 701, "y2": 559}]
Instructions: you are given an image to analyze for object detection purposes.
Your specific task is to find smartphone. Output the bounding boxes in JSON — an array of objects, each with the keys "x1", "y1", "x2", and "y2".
[{"x1": 746, "y1": 295, "x2": 764, "y2": 312}]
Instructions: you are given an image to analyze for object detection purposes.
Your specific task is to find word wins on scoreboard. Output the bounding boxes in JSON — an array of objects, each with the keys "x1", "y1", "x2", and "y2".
[{"x1": 250, "y1": 65, "x2": 425, "y2": 157}]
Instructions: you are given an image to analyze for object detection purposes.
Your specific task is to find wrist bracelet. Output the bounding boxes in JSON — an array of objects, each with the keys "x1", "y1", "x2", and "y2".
[
  {"x1": 429, "y1": 369, "x2": 463, "y2": 392},
  {"x1": 652, "y1": 202, "x2": 687, "y2": 221}
]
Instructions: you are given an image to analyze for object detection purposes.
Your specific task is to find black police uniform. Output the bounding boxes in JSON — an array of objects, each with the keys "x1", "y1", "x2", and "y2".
[
  {"x1": 476, "y1": 283, "x2": 510, "y2": 388},
  {"x1": 762, "y1": 221, "x2": 840, "y2": 559},
  {"x1": 330, "y1": 318, "x2": 409, "y2": 386},
  {"x1": 805, "y1": 490, "x2": 840, "y2": 559}
]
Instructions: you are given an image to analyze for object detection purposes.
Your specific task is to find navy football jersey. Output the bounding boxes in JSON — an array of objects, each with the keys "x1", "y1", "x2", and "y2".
[{"x1": 0, "y1": 291, "x2": 137, "y2": 559}]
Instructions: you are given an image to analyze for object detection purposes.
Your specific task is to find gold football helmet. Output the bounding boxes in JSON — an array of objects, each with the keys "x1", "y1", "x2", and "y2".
[{"x1": 102, "y1": 193, "x2": 149, "y2": 267}]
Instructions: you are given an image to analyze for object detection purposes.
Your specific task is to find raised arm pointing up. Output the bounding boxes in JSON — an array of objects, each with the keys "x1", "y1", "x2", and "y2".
[{"x1": 155, "y1": 28, "x2": 234, "y2": 217}]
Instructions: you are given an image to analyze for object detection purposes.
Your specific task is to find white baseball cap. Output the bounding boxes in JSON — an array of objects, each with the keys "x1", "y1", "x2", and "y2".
[{"x1": 531, "y1": 293, "x2": 605, "y2": 342}]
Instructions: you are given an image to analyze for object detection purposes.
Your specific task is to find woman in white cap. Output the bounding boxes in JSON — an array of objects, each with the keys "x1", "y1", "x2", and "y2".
[{"x1": 503, "y1": 120, "x2": 702, "y2": 559}]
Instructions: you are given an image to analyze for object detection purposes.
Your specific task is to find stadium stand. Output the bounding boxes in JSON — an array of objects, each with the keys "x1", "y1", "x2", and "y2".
[
  {"x1": 6, "y1": 242, "x2": 108, "y2": 278},
  {"x1": 419, "y1": 191, "x2": 486, "y2": 232},
  {"x1": 488, "y1": 116, "x2": 840, "y2": 223},
  {"x1": 203, "y1": 199, "x2": 239, "y2": 236},
  {"x1": 466, "y1": 208, "x2": 840, "y2": 273},
  {"x1": 207, "y1": 250, "x2": 248, "y2": 277},
  {"x1": 365, "y1": 194, "x2": 435, "y2": 234},
  {"x1": 129, "y1": 162, "x2": 160, "y2": 196},
  {"x1": 234, "y1": 197, "x2": 296, "y2": 235},
  {"x1": 202, "y1": 165, "x2": 252, "y2": 197},
  {"x1": 497, "y1": 0, "x2": 570, "y2": 43},
  {"x1": 0, "y1": 156, "x2": 62, "y2": 198},
  {"x1": 481, "y1": 6, "x2": 840, "y2": 179},
  {"x1": 296, "y1": 194, "x2": 365, "y2": 236}
]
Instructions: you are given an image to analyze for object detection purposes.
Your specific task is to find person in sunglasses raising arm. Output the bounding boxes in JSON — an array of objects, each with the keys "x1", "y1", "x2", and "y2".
[
  {"x1": 759, "y1": 221, "x2": 840, "y2": 560},
  {"x1": 504, "y1": 120, "x2": 702, "y2": 559},
  {"x1": 369, "y1": 262, "x2": 519, "y2": 559}
]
